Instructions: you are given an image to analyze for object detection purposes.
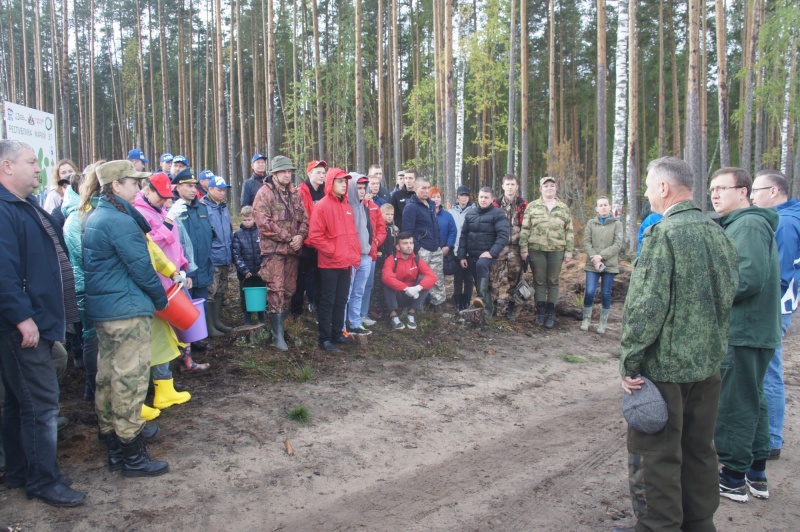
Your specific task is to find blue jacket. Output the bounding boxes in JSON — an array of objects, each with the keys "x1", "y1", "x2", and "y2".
[
  {"x1": 232, "y1": 224, "x2": 262, "y2": 280},
  {"x1": 178, "y1": 197, "x2": 214, "y2": 288},
  {"x1": 201, "y1": 197, "x2": 233, "y2": 266},
  {"x1": 436, "y1": 205, "x2": 457, "y2": 249},
  {"x1": 775, "y1": 199, "x2": 800, "y2": 314},
  {"x1": 62, "y1": 187, "x2": 86, "y2": 293},
  {"x1": 82, "y1": 196, "x2": 168, "y2": 322},
  {"x1": 637, "y1": 212, "x2": 663, "y2": 257},
  {"x1": 0, "y1": 185, "x2": 68, "y2": 341},
  {"x1": 241, "y1": 173, "x2": 265, "y2": 208},
  {"x1": 402, "y1": 194, "x2": 441, "y2": 253}
]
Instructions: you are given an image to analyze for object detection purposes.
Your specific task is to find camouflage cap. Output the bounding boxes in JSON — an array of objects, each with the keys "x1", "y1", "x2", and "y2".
[
  {"x1": 540, "y1": 176, "x2": 556, "y2": 186},
  {"x1": 96, "y1": 160, "x2": 152, "y2": 186}
]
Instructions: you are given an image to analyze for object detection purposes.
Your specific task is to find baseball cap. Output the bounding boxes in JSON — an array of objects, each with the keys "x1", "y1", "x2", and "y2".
[
  {"x1": 160, "y1": 153, "x2": 174, "y2": 163},
  {"x1": 96, "y1": 160, "x2": 152, "y2": 186},
  {"x1": 622, "y1": 377, "x2": 668, "y2": 434},
  {"x1": 171, "y1": 168, "x2": 198, "y2": 185},
  {"x1": 251, "y1": 153, "x2": 268, "y2": 165},
  {"x1": 198, "y1": 170, "x2": 215, "y2": 182},
  {"x1": 306, "y1": 160, "x2": 327, "y2": 174},
  {"x1": 270, "y1": 155, "x2": 296, "y2": 173},
  {"x1": 172, "y1": 155, "x2": 190, "y2": 167},
  {"x1": 540, "y1": 176, "x2": 556, "y2": 186},
  {"x1": 148, "y1": 172, "x2": 174, "y2": 199},
  {"x1": 128, "y1": 149, "x2": 149, "y2": 164},
  {"x1": 355, "y1": 174, "x2": 369, "y2": 184},
  {"x1": 208, "y1": 175, "x2": 230, "y2": 189},
  {"x1": 456, "y1": 185, "x2": 470, "y2": 196}
]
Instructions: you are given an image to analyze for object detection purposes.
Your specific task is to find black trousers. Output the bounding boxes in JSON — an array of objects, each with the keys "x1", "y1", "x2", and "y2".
[
  {"x1": 291, "y1": 252, "x2": 321, "y2": 314},
  {"x1": 317, "y1": 268, "x2": 350, "y2": 344},
  {"x1": 454, "y1": 260, "x2": 473, "y2": 304}
]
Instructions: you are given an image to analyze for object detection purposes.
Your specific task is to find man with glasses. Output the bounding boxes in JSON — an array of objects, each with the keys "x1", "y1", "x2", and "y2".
[
  {"x1": 749, "y1": 170, "x2": 800, "y2": 462},
  {"x1": 709, "y1": 167, "x2": 781, "y2": 503}
]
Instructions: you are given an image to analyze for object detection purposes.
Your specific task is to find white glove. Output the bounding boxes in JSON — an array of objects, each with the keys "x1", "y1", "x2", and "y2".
[
  {"x1": 172, "y1": 271, "x2": 187, "y2": 286},
  {"x1": 166, "y1": 199, "x2": 188, "y2": 221},
  {"x1": 404, "y1": 285, "x2": 422, "y2": 299}
]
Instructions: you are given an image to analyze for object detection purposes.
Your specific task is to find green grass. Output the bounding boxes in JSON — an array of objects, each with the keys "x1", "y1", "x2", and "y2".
[
  {"x1": 559, "y1": 354, "x2": 586, "y2": 364},
  {"x1": 237, "y1": 355, "x2": 283, "y2": 379},
  {"x1": 294, "y1": 364, "x2": 315, "y2": 382},
  {"x1": 288, "y1": 405, "x2": 311, "y2": 423}
]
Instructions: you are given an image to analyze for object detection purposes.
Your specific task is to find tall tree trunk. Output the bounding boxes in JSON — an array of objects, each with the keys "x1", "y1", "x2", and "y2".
[
  {"x1": 73, "y1": 3, "x2": 85, "y2": 164},
  {"x1": 781, "y1": 33, "x2": 797, "y2": 176},
  {"x1": 626, "y1": 0, "x2": 639, "y2": 250},
  {"x1": 214, "y1": 0, "x2": 227, "y2": 174},
  {"x1": 754, "y1": 65, "x2": 765, "y2": 173},
  {"x1": 740, "y1": 0, "x2": 761, "y2": 173},
  {"x1": 506, "y1": 0, "x2": 517, "y2": 175},
  {"x1": 547, "y1": 0, "x2": 556, "y2": 167},
  {"x1": 715, "y1": 0, "x2": 730, "y2": 167},
  {"x1": 793, "y1": 119, "x2": 800, "y2": 195},
  {"x1": 135, "y1": 0, "x2": 149, "y2": 157},
  {"x1": 6, "y1": 0, "x2": 17, "y2": 103},
  {"x1": 377, "y1": 0, "x2": 385, "y2": 171},
  {"x1": 147, "y1": 3, "x2": 158, "y2": 152},
  {"x1": 445, "y1": 0, "x2": 455, "y2": 202},
  {"x1": 611, "y1": 0, "x2": 628, "y2": 219},
  {"x1": 520, "y1": 0, "x2": 529, "y2": 196},
  {"x1": 158, "y1": 0, "x2": 170, "y2": 151},
  {"x1": 392, "y1": 0, "x2": 402, "y2": 174},
  {"x1": 355, "y1": 0, "x2": 365, "y2": 172},
  {"x1": 266, "y1": 0, "x2": 276, "y2": 159},
  {"x1": 311, "y1": 0, "x2": 324, "y2": 160},
  {"x1": 455, "y1": 5, "x2": 467, "y2": 189},
  {"x1": 89, "y1": 0, "x2": 96, "y2": 160},
  {"x1": 237, "y1": 0, "x2": 249, "y2": 186},
  {"x1": 21, "y1": 0, "x2": 28, "y2": 106},
  {"x1": 686, "y1": 0, "x2": 703, "y2": 206},
  {"x1": 657, "y1": 0, "x2": 666, "y2": 158},
  {"x1": 177, "y1": 8, "x2": 187, "y2": 151},
  {"x1": 228, "y1": 0, "x2": 238, "y2": 208},
  {"x1": 596, "y1": 0, "x2": 608, "y2": 192},
  {"x1": 700, "y1": 0, "x2": 708, "y2": 179},
  {"x1": 669, "y1": 4, "x2": 680, "y2": 156},
  {"x1": 57, "y1": 0, "x2": 70, "y2": 159}
]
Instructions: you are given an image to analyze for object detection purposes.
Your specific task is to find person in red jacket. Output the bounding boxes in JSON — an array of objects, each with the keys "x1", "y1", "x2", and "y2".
[
  {"x1": 305, "y1": 168, "x2": 361, "y2": 351},
  {"x1": 291, "y1": 160, "x2": 327, "y2": 315},
  {"x1": 382, "y1": 231, "x2": 437, "y2": 331}
]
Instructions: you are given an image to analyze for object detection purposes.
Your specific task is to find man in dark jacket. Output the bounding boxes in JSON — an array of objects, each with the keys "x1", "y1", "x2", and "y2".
[
  {"x1": 241, "y1": 153, "x2": 268, "y2": 207},
  {"x1": 458, "y1": 187, "x2": 509, "y2": 319},
  {"x1": 389, "y1": 169, "x2": 418, "y2": 229},
  {"x1": 402, "y1": 176, "x2": 445, "y2": 308},
  {"x1": 711, "y1": 167, "x2": 782, "y2": 503},
  {"x1": 0, "y1": 140, "x2": 86, "y2": 506},
  {"x1": 292, "y1": 160, "x2": 327, "y2": 315},
  {"x1": 490, "y1": 174, "x2": 528, "y2": 319}
]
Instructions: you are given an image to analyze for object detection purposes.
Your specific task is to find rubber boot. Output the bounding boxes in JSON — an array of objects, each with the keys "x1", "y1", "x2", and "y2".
[
  {"x1": 597, "y1": 308, "x2": 611, "y2": 334},
  {"x1": 120, "y1": 434, "x2": 169, "y2": 478},
  {"x1": 269, "y1": 312, "x2": 288, "y2": 351},
  {"x1": 580, "y1": 306, "x2": 592, "y2": 331},
  {"x1": 205, "y1": 301, "x2": 224, "y2": 338},
  {"x1": 535, "y1": 302, "x2": 546, "y2": 326},
  {"x1": 504, "y1": 300, "x2": 516, "y2": 320},
  {"x1": 180, "y1": 349, "x2": 210, "y2": 373},
  {"x1": 545, "y1": 303, "x2": 556, "y2": 329},
  {"x1": 106, "y1": 433, "x2": 123, "y2": 472},
  {"x1": 141, "y1": 404, "x2": 161, "y2": 421},
  {"x1": 153, "y1": 378, "x2": 191, "y2": 410},
  {"x1": 213, "y1": 297, "x2": 232, "y2": 333}
]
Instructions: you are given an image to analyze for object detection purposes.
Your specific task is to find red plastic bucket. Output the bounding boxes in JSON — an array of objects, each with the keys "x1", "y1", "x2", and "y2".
[
  {"x1": 174, "y1": 298, "x2": 208, "y2": 343},
  {"x1": 154, "y1": 284, "x2": 201, "y2": 332}
]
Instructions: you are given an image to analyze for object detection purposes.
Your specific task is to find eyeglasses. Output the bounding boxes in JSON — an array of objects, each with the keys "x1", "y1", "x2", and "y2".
[
  {"x1": 751, "y1": 186, "x2": 774, "y2": 192},
  {"x1": 707, "y1": 185, "x2": 743, "y2": 195}
]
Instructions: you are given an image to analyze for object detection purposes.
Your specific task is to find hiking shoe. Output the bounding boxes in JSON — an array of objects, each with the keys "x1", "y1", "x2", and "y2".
[
  {"x1": 406, "y1": 314, "x2": 417, "y2": 330},
  {"x1": 361, "y1": 316, "x2": 377, "y2": 326},
  {"x1": 746, "y1": 473, "x2": 770, "y2": 499},
  {"x1": 390, "y1": 316, "x2": 405, "y2": 330},
  {"x1": 347, "y1": 325, "x2": 372, "y2": 336},
  {"x1": 719, "y1": 471, "x2": 748, "y2": 503}
]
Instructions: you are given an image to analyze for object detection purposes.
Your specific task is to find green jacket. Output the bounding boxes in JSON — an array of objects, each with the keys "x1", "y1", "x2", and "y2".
[
  {"x1": 519, "y1": 198, "x2": 574, "y2": 257},
  {"x1": 583, "y1": 216, "x2": 623, "y2": 273},
  {"x1": 620, "y1": 201, "x2": 738, "y2": 382},
  {"x1": 720, "y1": 206, "x2": 782, "y2": 349}
]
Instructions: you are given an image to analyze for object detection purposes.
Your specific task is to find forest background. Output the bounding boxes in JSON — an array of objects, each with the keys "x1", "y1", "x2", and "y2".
[{"x1": 1, "y1": 0, "x2": 798, "y2": 250}]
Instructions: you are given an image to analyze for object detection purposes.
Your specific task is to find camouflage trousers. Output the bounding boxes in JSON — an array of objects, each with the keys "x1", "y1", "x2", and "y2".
[
  {"x1": 627, "y1": 374, "x2": 720, "y2": 531},
  {"x1": 260, "y1": 254, "x2": 299, "y2": 313},
  {"x1": 489, "y1": 245, "x2": 523, "y2": 302},
  {"x1": 95, "y1": 317, "x2": 152, "y2": 443},
  {"x1": 207, "y1": 264, "x2": 231, "y2": 302},
  {"x1": 417, "y1": 248, "x2": 446, "y2": 306}
]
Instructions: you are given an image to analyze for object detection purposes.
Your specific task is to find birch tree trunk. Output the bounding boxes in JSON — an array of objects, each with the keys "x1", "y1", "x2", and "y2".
[
  {"x1": 781, "y1": 33, "x2": 797, "y2": 176},
  {"x1": 596, "y1": 0, "x2": 607, "y2": 193},
  {"x1": 611, "y1": 0, "x2": 628, "y2": 219},
  {"x1": 455, "y1": 8, "x2": 466, "y2": 189}
]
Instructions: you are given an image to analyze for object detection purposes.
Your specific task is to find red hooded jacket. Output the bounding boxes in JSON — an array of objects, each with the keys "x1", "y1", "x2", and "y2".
[
  {"x1": 382, "y1": 252, "x2": 437, "y2": 292},
  {"x1": 365, "y1": 198, "x2": 387, "y2": 261},
  {"x1": 305, "y1": 168, "x2": 362, "y2": 269}
]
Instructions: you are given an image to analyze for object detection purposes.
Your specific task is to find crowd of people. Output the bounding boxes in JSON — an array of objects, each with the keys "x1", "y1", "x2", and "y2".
[{"x1": 1, "y1": 140, "x2": 797, "y2": 527}]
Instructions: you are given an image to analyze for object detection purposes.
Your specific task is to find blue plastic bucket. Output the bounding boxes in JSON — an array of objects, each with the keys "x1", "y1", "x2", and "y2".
[
  {"x1": 174, "y1": 298, "x2": 208, "y2": 343},
  {"x1": 243, "y1": 286, "x2": 267, "y2": 312}
]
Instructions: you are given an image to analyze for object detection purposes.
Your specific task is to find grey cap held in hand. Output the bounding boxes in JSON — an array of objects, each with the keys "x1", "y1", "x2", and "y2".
[{"x1": 622, "y1": 376, "x2": 668, "y2": 434}]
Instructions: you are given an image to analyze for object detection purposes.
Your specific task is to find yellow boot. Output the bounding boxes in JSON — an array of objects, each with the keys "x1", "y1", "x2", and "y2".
[
  {"x1": 153, "y1": 378, "x2": 192, "y2": 410},
  {"x1": 141, "y1": 404, "x2": 161, "y2": 421}
]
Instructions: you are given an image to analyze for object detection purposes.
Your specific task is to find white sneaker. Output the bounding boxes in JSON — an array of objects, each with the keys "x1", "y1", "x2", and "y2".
[{"x1": 361, "y1": 317, "x2": 376, "y2": 326}]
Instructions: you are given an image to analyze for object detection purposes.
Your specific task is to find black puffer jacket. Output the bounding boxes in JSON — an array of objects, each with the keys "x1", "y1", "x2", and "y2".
[
  {"x1": 457, "y1": 204, "x2": 509, "y2": 259},
  {"x1": 232, "y1": 223, "x2": 262, "y2": 280}
]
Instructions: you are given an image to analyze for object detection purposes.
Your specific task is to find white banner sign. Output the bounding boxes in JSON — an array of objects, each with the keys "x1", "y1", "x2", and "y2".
[{"x1": 4, "y1": 101, "x2": 58, "y2": 195}]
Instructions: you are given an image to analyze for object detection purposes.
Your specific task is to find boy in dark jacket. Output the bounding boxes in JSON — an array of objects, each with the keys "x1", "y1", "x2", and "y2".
[{"x1": 232, "y1": 206, "x2": 265, "y2": 324}]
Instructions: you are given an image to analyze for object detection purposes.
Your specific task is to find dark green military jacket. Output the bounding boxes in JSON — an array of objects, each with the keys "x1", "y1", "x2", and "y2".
[{"x1": 620, "y1": 201, "x2": 739, "y2": 382}]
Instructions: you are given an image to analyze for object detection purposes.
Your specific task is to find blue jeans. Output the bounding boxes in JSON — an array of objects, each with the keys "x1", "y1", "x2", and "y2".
[
  {"x1": 584, "y1": 271, "x2": 616, "y2": 309},
  {"x1": 151, "y1": 362, "x2": 172, "y2": 380},
  {"x1": 0, "y1": 331, "x2": 63, "y2": 491},
  {"x1": 346, "y1": 255, "x2": 372, "y2": 328},
  {"x1": 765, "y1": 313, "x2": 793, "y2": 450},
  {"x1": 361, "y1": 260, "x2": 377, "y2": 318}
]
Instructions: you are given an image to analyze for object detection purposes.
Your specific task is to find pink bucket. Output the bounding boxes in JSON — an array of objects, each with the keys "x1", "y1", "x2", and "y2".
[{"x1": 174, "y1": 298, "x2": 208, "y2": 343}]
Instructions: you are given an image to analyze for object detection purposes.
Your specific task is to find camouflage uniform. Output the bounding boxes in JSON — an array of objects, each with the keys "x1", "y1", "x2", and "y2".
[
  {"x1": 417, "y1": 248, "x2": 445, "y2": 305},
  {"x1": 489, "y1": 195, "x2": 526, "y2": 302},
  {"x1": 620, "y1": 200, "x2": 738, "y2": 531},
  {"x1": 519, "y1": 198, "x2": 574, "y2": 304},
  {"x1": 253, "y1": 178, "x2": 309, "y2": 313},
  {"x1": 95, "y1": 316, "x2": 152, "y2": 443}
]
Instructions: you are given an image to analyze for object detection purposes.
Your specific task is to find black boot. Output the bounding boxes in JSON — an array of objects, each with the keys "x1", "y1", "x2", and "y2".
[
  {"x1": 120, "y1": 434, "x2": 169, "y2": 478},
  {"x1": 106, "y1": 433, "x2": 123, "y2": 472},
  {"x1": 505, "y1": 300, "x2": 516, "y2": 320},
  {"x1": 535, "y1": 302, "x2": 546, "y2": 326},
  {"x1": 545, "y1": 302, "x2": 556, "y2": 329}
]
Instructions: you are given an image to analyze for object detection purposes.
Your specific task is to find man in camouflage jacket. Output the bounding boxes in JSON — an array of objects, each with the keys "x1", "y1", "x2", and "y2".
[
  {"x1": 489, "y1": 174, "x2": 527, "y2": 319},
  {"x1": 618, "y1": 157, "x2": 738, "y2": 532}
]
